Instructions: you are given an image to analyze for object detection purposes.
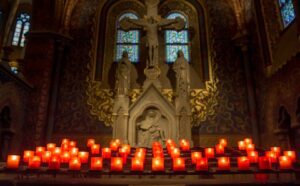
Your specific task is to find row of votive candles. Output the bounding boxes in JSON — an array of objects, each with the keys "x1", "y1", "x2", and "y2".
[{"x1": 6, "y1": 138, "x2": 297, "y2": 171}]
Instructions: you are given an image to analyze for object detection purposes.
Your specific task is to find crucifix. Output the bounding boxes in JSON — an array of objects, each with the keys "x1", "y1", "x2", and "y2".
[{"x1": 120, "y1": 0, "x2": 185, "y2": 69}]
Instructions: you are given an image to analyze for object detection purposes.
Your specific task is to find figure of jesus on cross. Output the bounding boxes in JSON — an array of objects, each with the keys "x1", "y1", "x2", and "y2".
[{"x1": 120, "y1": 0, "x2": 185, "y2": 69}]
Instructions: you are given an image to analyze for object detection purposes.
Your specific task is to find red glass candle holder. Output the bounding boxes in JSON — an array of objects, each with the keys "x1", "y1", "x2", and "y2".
[
  {"x1": 246, "y1": 144, "x2": 255, "y2": 152},
  {"x1": 87, "y1": 138, "x2": 95, "y2": 148},
  {"x1": 90, "y1": 157, "x2": 103, "y2": 171},
  {"x1": 279, "y1": 156, "x2": 292, "y2": 170},
  {"x1": 179, "y1": 139, "x2": 190, "y2": 151},
  {"x1": 258, "y1": 156, "x2": 271, "y2": 170},
  {"x1": 218, "y1": 157, "x2": 230, "y2": 170},
  {"x1": 61, "y1": 138, "x2": 70, "y2": 146},
  {"x1": 244, "y1": 138, "x2": 252, "y2": 145},
  {"x1": 196, "y1": 157, "x2": 208, "y2": 171},
  {"x1": 265, "y1": 151, "x2": 277, "y2": 163},
  {"x1": 23, "y1": 150, "x2": 34, "y2": 163},
  {"x1": 205, "y1": 148, "x2": 214, "y2": 159},
  {"x1": 35, "y1": 147, "x2": 46, "y2": 157},
  {"x1": 46, "y1": 143, "x2": 56, "y2": 152},
  {"x1": 69, "y1": 157, "x2": 81, "y2": 170},
  {"x1": 270, "y1": 147, "x2": 281, "y2": 157},
  {"x1": 102, "y1": 148, "x2": 111, "y2": 159},
  {"x1": 171, "y1": 148, "x2": 180, "y2": 159},
  {"x1": 61, "y1": 143, "x2": 69, "y2": 152},
  {"x1": 284, "y1": 151, "x2": 296, "y2": 162},
  {"x1": 61, "y1": 151, "x2": 71, "y2": 163},
  {"x1": 131, "y1": 157, "x2": 144, "y2": 171},
  {"x1": 91, "y1": 144, "x2": 100, "y2": 155},
  {"x1": 52, "y1": 147, "x2": 62, "y2": 157},
  {"x1": 173, "y1": 157, "x2": 185, "y2": 171},
  {"x1": 237, "y1": 156, "x2": 250, "y2": 170},
  {"x1": 215, "y1": 144, "x2": 224, "y2": 154},
  {"x1": 6, "y1": 155, "x2": 20, "y2": 169},
  {"x1": 247, "y1": 151, "x2": 258, "y2": 163},
  {"x1": 69, "y1": 141, "x2": 76, "y2": 148},
  {"x1": 110, "y1": 141, "x2": 119, "y2": 151},
  {"x1": 78, "y1": 151, "x2": 89, "y2": 164},
  {"x1": 191, "y1": 151, "x2": 202, "y2": 164},
  {"x1": 111, "y1": 157, "x2": 123, "y2": 171},
  {"x1": 28, "y1": 156, "x2": 41, "y2": 169},
  {"x1": 42, "y1": 151, "x2": 51, "y2": 163},
  {"x1": 70, "y1": 147, "x2": 79, "y2": 157},
  {"x1": 152, "y1": 157, "x2": 164, "y2": 171},
  {"x1": 48, "y1": 156, "x2": 60, "y2": 170},
  {"x1": 153, "y1": 149, "x2": 164, "y2": 158},
  {"x1": 219, "y1": 138, "x2": 228, "y2": 147},
  {"x1": 122, "y1": 144, "x2": 131, "y2": 154},
  {"x1": 238, "y1": 141, "x2": 246, "y2": 150}
]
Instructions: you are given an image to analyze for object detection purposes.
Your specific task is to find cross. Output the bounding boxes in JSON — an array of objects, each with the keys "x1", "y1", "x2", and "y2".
[{"x1": 119, "y1": 0, "x2": 185, "y2": 69}]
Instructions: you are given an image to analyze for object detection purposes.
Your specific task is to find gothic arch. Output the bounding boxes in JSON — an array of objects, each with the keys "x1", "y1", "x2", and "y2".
[{"x1": 277, "y1": 105, "x2": 291, "y2": 130}]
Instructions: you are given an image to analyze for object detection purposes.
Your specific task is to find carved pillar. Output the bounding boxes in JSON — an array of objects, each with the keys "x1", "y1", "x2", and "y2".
[{"x1": 233, "y1": 31, "x2": 260, "y2": 145}]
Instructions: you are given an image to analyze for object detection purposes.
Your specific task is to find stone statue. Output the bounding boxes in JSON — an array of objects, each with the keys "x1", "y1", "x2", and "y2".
[
  {"x1": 173, "y1": 50, "x2": 190, "y2": 96},
  {"x1": 115, "y1": 51, "x2": 132, "y2": 95},
  {"x1": 137, "y1": 109, "x2": 166, "y2": 147}
]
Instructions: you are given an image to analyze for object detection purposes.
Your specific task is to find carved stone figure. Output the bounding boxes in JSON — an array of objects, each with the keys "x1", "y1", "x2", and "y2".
[
  {"x1": 115, "y1": 51, "x2": 131, "y2": 95},
  {"x1": 173, "y1": 50, "x2": 190, "y2": 96},
  {"x1": 137, "y1": 109, "x2": 166, "y2": 147}
]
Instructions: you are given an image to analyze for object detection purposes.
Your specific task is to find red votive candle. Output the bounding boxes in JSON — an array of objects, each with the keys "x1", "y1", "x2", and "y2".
[
  {"x1": 248, "y1": 151, "x2": 258, "y2": 163},
  {"x1": 270, "y1": 147, "x2": 281, "y2": 157},
  {"x1": 196, "y1": 157, "x2": 208, "y2": 171},
  {"x1": 69, "y1": 148, "x2": 78, "y2": 157},
  {"x1": 87, "y1": 138, "x2": 95, "y2": 148},
  {"x1": 218, "y1": 157, "x2": 230, "y2": 170},
  {"x1": 284, "y1": 151, "x2": 296, "y2": 162},
  {"x1": 166, "y1": 139, "x2": 175, "y2": 147},
  {"x1": 69, "y1": 141, "x2": 76, "y2": 148},
  {"x1": 42, "y1": 151, "x2": 51, "y2": 163},
  {"x1": 61, "y1": 151, "x2": 71, "y2": 163},
  {"x1": 36, "y1": 147, "x2": 45, "y2": 157},
  {"x1": 215, "y1": 144, "x2": 224, "y2": 154},
  {"x1": 244, "y1": 138, "x2": 252, "y2": 145},
  {"x1": 110, "y1": 141, "x2": 119, "y2": 151},
  {"x1": 135, "y1": 151, "x2": 146, "y2": 161},
  {"x1": 237, "y1": 156, "x2": 250, "y2": 170},
  {"x1": 205, "y1": 148, "x2": 214, "y2": 159},
  {"x1": 153, "y1": 149, "x2": 164, "y2": 158},
  {"x1": 28, "y1": 156, "x2": 41, "y2": 169},
  {"x1": 6, "y1": 155, "x2": 20, "y2": 169},
  {"x1": 102, "y1": 148, "x2": 111, "y2": 159},
  {"x1": 91, "y1": 144, "x2": 100, "y2": 155},
  {"x1": 265, "y1": 151, "x2": 277, "y2": 163},
  {"x1": 23, "y1": 150, "x2": 34, "y2": 163},
  {"x1": 78, "y1": 151, "x2": 89, "y2": 163},
  {"x1": 152, "y1": 157, "x2": 164, "y2": 171},
  {"x1": 152, "y1": 142, "x2": 162, "y2": 149},
  {"x1": 279, "y1": 156, "x2": 292, "y2": 170},
  {"x1": 122, "y1": 144, "x2": 131, "y2": 154},
  {"x1": 131, "y1": 157, "x2": 144, "y2": 171},
  {"x1": 238, "y1": 141, "x2": 246, "y2": 150},
  {"x1": 69, "y1": 157, "x2": 81, "y2": 170},
  {"x1": 61, "y1": 138, "x2": 69, "y2": 145},
  {"x1": 90, "y1": 157, "x2": 103, "y2": 171},
  {"x1": 171, "y1": 148, "x2": 180, "y2": 159},
  {"x1": 61, "y1": 143, "x2": 69, "y2": 152},
  {"x1": 48, "y1": 156, "x2": 60, "y2": 170},
  {"x1": 246, "y1": 144, "x2": 255, "y2": 152},
  {"x1": 47, "y1": 143, "x2": 56, "y2": 152},
  {"x1": 191, "y1": 152, "x2": 202, "y2": 164},
  {"x1": 179, "y1": 139, "x2": 190, "y2": 151},
  {"x1": 173, "y1": 157, "x2": 185, "y2": 171},
  {"x1": 52, "y1": 147, "x2": 61, "y2": 157},
  {"x1": 111, "y1": 157, "x2": 123, "y2": 171},
  {"x1": 219, "y1": 138, "x2": 228, "y2": 147},
  {"x1": 258, "y1": 156, "x2": 271, "y2": 170}
]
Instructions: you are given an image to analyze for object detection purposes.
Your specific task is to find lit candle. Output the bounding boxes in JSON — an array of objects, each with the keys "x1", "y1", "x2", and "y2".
[
  {"x1": 87, "y1": 138, "x2": 95, "y2": 148},
  {"x1": 78, "y1": 151, "x2": 89, "y2": 164},
  {"x1": 173, "y1": 157, "x2": 185, "y2": 171},
  {"x1": 265, "y1": 151, "x2": 277, "y2": 163},
  {"x1": 279, "y1": 156, "x2": 292, "y2": 170},
  {"x1": 70, "y1": 147, "x2": 79, "y2": 157},
  {"x1": 122, "y1": 144, "x2": 131, "y2": 154},
  {"x1": 179, "y1": 139, "x2": 190, "y2": 151},
  {"x1": 6, "y1": 155, "x2": 20, "y2": 169},
  {"x1": 167, "y1": 145, "x2": 175, "y2": 155},
  {"x1": 69, "y1": 141, "x2": 76, "y2": 148},
  {"x1": 61, "y1": 138, "x2": 70, "y2": 146},
  {"x1": 152, "y1": 142, "x2": 162, "y2": 149},
  {"x1": 218, "y1": 157, "x2": 230, "y2": 170},
  {"x1": 28, "y1": 156, "x2": 41, "y2": 169},
  {"x1": 47, "y1": 143, "x2": 56, "y2": 151},
  {"x1": 244, "y1": 138, "x2": 252, "y2": 145},
  {"x1": 110, "y1": 141, "x2": 119, "y2": 151},
  {"x1": 191, "y1": 152, "x2": 202, "y2": 164},
  {"x1": 258, "y1": 156, "x2": 271, "y2": 170},
  {"x1": 61, "y1": 143, "x2": 69, "y2": 152},
  {"x1": 135, "y1": 151, "x2": 146, "y2": 161},
  {"x1": 52, "y1": 147, "x2": 62, "y2": 157},
  {"x1": 237, "y1": 156, "x2": 250, "y2": 170},
  {"x1": 114, "y1": 139, "x2": 121, "y2": 146},
  {"x1": 171, "y1": 148, "x2": 180, "y2": 159},
  {"x1": 238, "y1": 141, "x2": 246, "y2": 150},
  {"x1": 270, "y1": 147, "x2": 281, "y2": 157},
  {"x1": 48, "y1": 156, "x2": 60, "y2": 170},
  {"x1": 90, "y1": 157, "x2": 103, "y2": 171},
  {"x1": 111, "y1": 157, "x2": 123, "y2": 171},
  {"x1": 196, "y1": 157, "x2": 208, "y2": 171},
  {"x1": 91, "y1": 144, "x2": 100, "y2": 155},
  {"x1": 23, "y1": 150, "x2": 34, "y2": 163},
  {"x1": 166, "y1": 139, "x2": 175, "y2": 147},
  {"x1": 284, "y1": 151, "x2": 296, "y2": 162},
  {"x1": 35, "y1": 147, "x2": 46, "y2": 157},
  {"x1": 42, "y1": 151, "x2": 52, "y2": 163},
  {"x1": 131, "y1": 157, "x2": 144, "y2": 171},
  {"x1": 69, "y1": 157, "x2": 81, "y2": 170},
  {"x1": 61, "y1": 151, "x2": 71, "y2": 163},
  {"x1": 102, "y1": 148, "x2": 111, "y2": 159},
  {"x1": 152, "y1": 157, "x2": 164, "y2": 171},
  {"x1": 219, "y1": 138, "x2": 228, "y2": 147},
  {"x1": 215, "y1": 144, "x2": 224, "y2": 154},
  {"x1": 247, "y1": 151, "x2": 258, "y2": 163},
  {"x1": 205, "y1": 148, "x2": 214, "y2": 159},
  {"x1": 153, "y1": 149, "x2": 164, "y2": 158},
  {"x1": 246, "y1": 144, "x2": 255, "y2": 152}
]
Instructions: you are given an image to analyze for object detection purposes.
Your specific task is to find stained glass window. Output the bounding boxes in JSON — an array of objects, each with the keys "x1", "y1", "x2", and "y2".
[
  {"x1": 165, "y1": 13, "x2": 190, "y2": 63},
  {"x1": 115, "y1": 13, "x2": 140, "y2": 63},
  {"x1": 12, "y1": 13, "x2": 30, "y2": 47},
  {"x1": 278, "y1": 0, "x2": 295, "y2": 28}
]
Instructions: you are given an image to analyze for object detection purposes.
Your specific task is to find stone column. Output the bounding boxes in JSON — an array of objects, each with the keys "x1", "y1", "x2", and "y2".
[{"x1": 233, "y1": 31, "x2": 260, "y2": 145}]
